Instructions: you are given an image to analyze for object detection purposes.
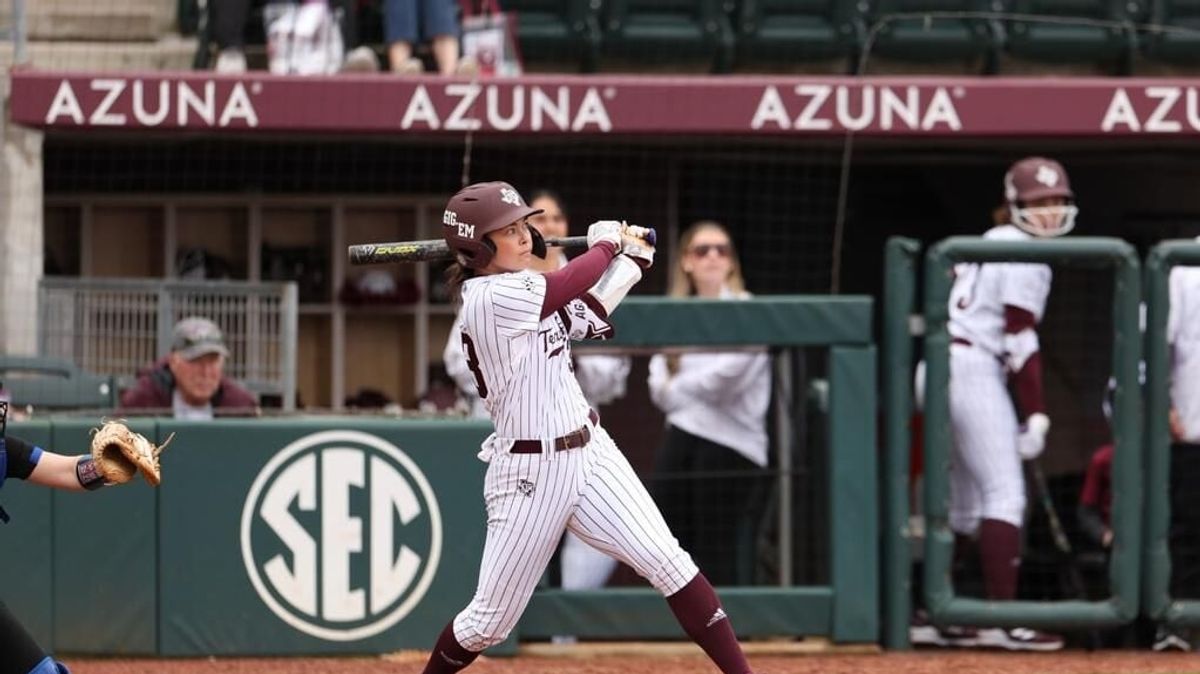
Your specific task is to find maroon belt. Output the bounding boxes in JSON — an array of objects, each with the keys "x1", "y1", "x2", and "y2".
[
  {"x1": 511, "y1": 409, "x2": 600, "y2": 454},
  {"x1": 952, "y1": 336, "x2": 1006, "y2": 365}
]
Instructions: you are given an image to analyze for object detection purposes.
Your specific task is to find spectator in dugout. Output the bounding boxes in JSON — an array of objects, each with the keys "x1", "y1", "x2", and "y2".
[
  {"x1": 119, "y1": 317, "x2": 258, "y2": 419},
  {"x1": 647, "y1": 220, "x2": 771, "y2": 586}
]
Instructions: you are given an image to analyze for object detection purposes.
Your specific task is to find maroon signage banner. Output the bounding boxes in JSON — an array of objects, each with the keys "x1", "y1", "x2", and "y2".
[{"x1": 10, "y1": 70, "x2": 1200, "y2": 137}]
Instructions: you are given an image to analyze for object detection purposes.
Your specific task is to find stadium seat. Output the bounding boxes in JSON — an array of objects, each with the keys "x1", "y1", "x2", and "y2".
[
  {"x1": 505, "y1": 0, "x2": 602, "y2": 72},
  {"x1": 1142, "y1": 0, "x2": 1200, "y2": 64},
  {"x1": 601, "y1": 0, "x2": 737, "y2": 72},
  {"x1": 867, "y1": 0, "x2": 1003, "y2": 68},
  {"x1": 1004, "y1": 0, "x2": 1138, "y2": 71},
  {"x1": 0, "y1": 357, "x2": 116, "y2": 411},
  {"x1": 735, "y1": 0, "x2": 867, "y2": 70}
]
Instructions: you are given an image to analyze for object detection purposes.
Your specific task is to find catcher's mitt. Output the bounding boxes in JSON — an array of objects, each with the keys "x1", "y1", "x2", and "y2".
[{"x1": 90, "y1": 421, "x2": 173, "y2": 486}]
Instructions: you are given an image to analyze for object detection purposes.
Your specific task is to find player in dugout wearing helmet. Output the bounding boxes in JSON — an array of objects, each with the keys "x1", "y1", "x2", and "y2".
[
  {"x1": 419, "y1": 181, "x2": 757, "y2": 674},
  {"x1": 913, "y1": 157, "x2": 1075, "y2": 651}
]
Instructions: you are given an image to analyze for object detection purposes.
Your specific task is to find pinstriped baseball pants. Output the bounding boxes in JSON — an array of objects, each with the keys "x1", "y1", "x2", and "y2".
[
  {"x1": 949, "y1": 344, "x2": 1027, "y2": 533},
  {"x1": 452, "y1": 425, "x2": 699, "y2": 651}
]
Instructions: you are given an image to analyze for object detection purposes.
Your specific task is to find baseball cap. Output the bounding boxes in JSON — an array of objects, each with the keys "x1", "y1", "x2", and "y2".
[{"x1": 171, "y1": 317, "x2": 230, "y2": 360}]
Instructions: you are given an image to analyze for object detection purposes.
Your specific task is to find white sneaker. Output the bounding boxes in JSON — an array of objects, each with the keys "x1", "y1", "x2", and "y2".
[
  {"x1": 341, "y1": 45, "x2": 379, "y2": 72},
  {"x1": 394, "y1": 56, "x2": 423, "y2": 75},
  {"x1": 454, "y1": 55, "x2": 479, "y2": 77},
  {"x1": 976, "y1": 627, "x2": 1064, "y2": 651},
  {"x1": 215, "y1": 48, "x2": 247, "y2": 74},
  {"x1": 1152, "y1": 627, "x2": 1192, "y2": 652},
  {"x1": 909, "y1": 611, "x2": 980, "y2": 647}
]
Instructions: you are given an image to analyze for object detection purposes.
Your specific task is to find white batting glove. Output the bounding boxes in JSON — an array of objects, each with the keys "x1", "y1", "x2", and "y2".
[
  {"x1": 622, "y1": 235, "x2": 654, "y2": 269},
  {"x1": 587, "y1": 220, "x2": 623, "y2": 250},
  {"x1": 1017, "y1": 412, "x2": 1051, "y2": 461}
]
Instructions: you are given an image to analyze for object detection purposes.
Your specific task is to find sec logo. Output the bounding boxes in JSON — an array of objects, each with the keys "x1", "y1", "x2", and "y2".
[{"x1": 240, "y1": 430, "x2": 443, "y2": 641}]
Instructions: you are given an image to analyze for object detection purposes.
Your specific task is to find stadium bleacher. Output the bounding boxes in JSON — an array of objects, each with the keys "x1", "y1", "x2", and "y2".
[
  {"x1": 735, "y1": 0, "x2": 866, "y2": 72},
  {"x1": 865, "y1": 0, "x2": 1002, "y2": 73},
  {"x1": 502, "y1": 0, "x2": 603, "y2": 72},
  {"x1": 1142, "y1": 0, "x2": 1200, "y2": 64},
  {"x1": 2, "y1": 0, "x2": 1198, "y2": 76},
  {"x1": 1005, "y1": 0, "x2": 1140, "y2": 73}
]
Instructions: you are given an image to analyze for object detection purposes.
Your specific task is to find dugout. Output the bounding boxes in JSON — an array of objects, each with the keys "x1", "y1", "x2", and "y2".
[{"x1": 10, "y1": 75, "x2": 1198, "y2": 485}]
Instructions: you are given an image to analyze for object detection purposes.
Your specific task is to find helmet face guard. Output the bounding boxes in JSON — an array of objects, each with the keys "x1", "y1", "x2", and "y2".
[{"x1": 1010, "y1": 202, "x2": 1078, "y2": 238}]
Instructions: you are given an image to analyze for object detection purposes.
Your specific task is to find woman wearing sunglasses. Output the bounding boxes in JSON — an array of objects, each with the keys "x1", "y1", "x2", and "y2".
[{"x1": 647, "y1": 221, "x2": 771, "y2": 586}]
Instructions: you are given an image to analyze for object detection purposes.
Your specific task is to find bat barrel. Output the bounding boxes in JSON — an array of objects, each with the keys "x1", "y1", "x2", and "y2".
[
  {"x1": 347, "y1": 240, "x2": 452, "y2": 265},
  {"x1": 347, "y1": 227, "x2": 656, "y2": 266}
]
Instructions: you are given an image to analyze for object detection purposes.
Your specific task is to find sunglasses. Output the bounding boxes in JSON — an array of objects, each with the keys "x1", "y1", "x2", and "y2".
[{"x1": 687, "y1": 243, "x2": 731, "y2": 258}]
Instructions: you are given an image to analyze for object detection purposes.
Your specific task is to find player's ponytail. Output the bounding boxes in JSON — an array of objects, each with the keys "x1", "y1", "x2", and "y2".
[
  {"x1": 445, "y1": 259, "x2": 475, "y2": 306},
  {"x1": 992, "y1": 204, "x2": 1010, "y2": 227}
]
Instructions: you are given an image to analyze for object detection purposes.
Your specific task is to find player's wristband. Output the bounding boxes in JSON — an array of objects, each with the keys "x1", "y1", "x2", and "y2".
[{"x1": 75, "y1": 455, "x2": 106, "y2": 491}]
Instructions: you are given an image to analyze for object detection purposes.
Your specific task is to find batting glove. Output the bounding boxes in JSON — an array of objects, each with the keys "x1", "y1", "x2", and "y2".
[
  {"x1": 1017, "y1": 412, "x2": 1051, "y2": 461},
  {"x1": 587, "y1": 221, "x2": 623, "y2": 251},
  {"x1": 622, "y1": 235, "x2": 654, "y2": 269}
]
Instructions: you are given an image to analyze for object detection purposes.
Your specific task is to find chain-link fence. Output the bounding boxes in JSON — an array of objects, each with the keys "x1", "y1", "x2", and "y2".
[{"x1": 38, "y1": 277, "x2": 298, "y2": 409}]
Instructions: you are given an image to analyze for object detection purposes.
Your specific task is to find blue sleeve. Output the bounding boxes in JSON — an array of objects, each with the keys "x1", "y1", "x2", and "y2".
[{"x1": 3, "y1": 436, "x2": 42, "y2": 484}]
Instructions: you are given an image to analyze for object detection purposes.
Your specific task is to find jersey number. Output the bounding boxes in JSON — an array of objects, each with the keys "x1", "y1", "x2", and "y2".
[{"x1": 462, "y1": 333, "x2": 489, "y2": 399}]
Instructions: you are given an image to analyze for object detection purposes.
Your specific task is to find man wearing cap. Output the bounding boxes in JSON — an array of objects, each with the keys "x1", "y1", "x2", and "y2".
[{"x1": 119, "y1": 317, "x2": 257, "y2": 419}]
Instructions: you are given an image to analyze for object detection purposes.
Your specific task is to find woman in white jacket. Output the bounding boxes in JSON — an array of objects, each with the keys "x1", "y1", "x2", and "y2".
[{"x1": 648, "y1": 221, "x2": 771, "y2": 585}]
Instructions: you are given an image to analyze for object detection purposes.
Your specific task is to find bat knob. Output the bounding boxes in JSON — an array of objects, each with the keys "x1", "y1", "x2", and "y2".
[{"x1": 625, "y1": 225, "x2": 657, "y2": 247}]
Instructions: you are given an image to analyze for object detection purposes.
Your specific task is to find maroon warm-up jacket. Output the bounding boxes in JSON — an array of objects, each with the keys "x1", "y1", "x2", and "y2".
[{"x1": 118, "y1": 358, "x2": 258, "y2": 414}]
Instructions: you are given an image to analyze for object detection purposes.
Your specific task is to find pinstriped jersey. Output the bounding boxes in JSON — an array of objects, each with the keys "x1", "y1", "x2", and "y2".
[
  {"x1": 459, "y1": 271, "x2": 610, "y2": 444},
  {"x1": 948, "y1": 224, "x2": 1052, "y2": 358}
]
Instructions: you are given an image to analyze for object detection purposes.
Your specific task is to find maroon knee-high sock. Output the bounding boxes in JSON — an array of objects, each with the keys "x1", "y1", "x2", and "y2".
[
  {"x1": 421, "y1": 621, "x2": 481, "y2": 674},
  {"x1": 979, "y1": 519, "x2": 1020, "y2": 601},
  {"x1": 666, "y1": 573, "x2": 752, "y2": 674}
]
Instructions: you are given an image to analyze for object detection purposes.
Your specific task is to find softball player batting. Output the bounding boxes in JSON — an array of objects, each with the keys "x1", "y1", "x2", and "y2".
[
  {"x1": 941, "y1": 157, "x2": 1074, "y2": 651},
  {"x1": 442, "y1": 188, "x2": 630, "y2": 597},
  {"x1": 420, "y1": 182, "x2": 755, "y2": 674}
]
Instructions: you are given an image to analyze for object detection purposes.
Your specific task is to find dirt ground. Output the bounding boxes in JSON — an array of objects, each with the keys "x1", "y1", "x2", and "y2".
[{"x1": 63, "y1": 651, "x2": 1200, "y2": 674}]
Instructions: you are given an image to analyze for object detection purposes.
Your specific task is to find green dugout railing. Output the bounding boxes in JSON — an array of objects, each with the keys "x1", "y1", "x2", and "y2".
[
  {"x1": 1143, "y1": 241, "x2": 1200, "y2": 627},
  {"x1": 881, "y1": 237, "x2": 921, "y2": 649},
  {"x1": 921, "y1": 237, "x2": 1142, "y2": 629},
  {"x1": 521, "y1": 296, "x2": 880, "y2": 643},
  {"x1": 0, "y1": 296, "x2": 879, "y2": 656}
]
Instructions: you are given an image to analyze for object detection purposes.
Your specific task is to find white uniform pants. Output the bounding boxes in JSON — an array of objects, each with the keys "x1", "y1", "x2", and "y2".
[
  {"x1": 452, "y1": 425, "x2": 698, "y2": 651},
  {"x1": 948, "y1": 344, "x2": 1026, "y2": 533}
]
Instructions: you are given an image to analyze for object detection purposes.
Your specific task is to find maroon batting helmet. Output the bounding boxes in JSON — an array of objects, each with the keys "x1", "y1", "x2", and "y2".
[
  {"x1": 1004, "y1": 157, "x2": 1077, "y2": 237},
  {"x1": 442, "y1": 181, "x2": 546, "y2": 269}
]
